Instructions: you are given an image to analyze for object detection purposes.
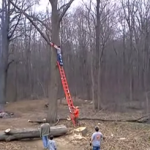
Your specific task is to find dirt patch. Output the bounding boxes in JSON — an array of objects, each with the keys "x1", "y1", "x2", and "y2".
[{"x1": 0, "y1": 99, "x2": 150, "y2": 150}]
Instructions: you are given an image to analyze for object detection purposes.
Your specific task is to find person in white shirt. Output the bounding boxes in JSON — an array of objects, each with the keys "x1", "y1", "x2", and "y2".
[
  {"x1": 48, "y1": 135, "x2": 57, "y2": 150},
  {"x1": 90, "y1": 126, "x2": 105, "y2": 150}
]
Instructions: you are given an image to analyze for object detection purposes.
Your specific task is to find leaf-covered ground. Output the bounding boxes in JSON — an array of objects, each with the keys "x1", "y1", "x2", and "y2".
[{"x1": 0, "y1": 99, "x2": 150, "y2": 150}]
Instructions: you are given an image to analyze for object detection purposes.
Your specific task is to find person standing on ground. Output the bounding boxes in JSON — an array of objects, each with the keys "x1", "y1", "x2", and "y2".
[
  {"x1": 47, "y1": 135, "x2": 57, "y2": 150},
  {"x1": 90, "y1": 126, "x2": 105, "y2": 150},
  {"x1": 40, "y1": 123, "x2": 51, "y2": 149},
  {"x1": 74, "y1": 106, "x2": 79, "y2": 125}
]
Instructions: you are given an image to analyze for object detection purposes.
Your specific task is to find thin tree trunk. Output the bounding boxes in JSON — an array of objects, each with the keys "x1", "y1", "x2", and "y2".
[
  {"x1": 94, "y1": 0, "x2": 100, "y2": 110},
  {"x1": 0, "y1": 0, "x2": 10, "y2": 110}
]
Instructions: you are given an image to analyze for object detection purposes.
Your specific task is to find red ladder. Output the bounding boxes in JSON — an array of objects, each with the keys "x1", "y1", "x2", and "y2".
[
  {"x1": 50, "y1": 42, "x2": 76, "y2": 126},
  {"x1": 57, "y1": 62, "x2": 76, "y2": 126}
]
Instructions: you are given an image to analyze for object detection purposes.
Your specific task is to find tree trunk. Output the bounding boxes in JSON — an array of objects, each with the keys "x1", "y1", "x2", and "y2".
[
  {"x1": 0, "y1": 125, "x2": 67, "y2": 141},
  {"x1": 94, "y1": 0, "x2": 100, "y2": 110},
  {"x1": 0, "y1": 68, "x2": 6, "y2": 110},
  {"x1": 47, "y1": 1, "x2": 60, "y2": 123},
  {"x1": 0, "y1": 0, "x2": 10, "y2": 110}
]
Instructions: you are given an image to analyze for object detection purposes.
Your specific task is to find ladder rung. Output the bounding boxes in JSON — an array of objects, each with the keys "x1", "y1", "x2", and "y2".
[
  {"x1": 62, "y1": 80, "x2": 67, "y2": 82},
  {"x1": 63, "y1": 82, "x2": 67, "y2": 85},
  {"x1": 62, "y1": 78, "x2": 66, "y2": 80},
  {"x1": 62, "y1": 83, "x2": 67, "y2": 85},
  {"x1": 68, "y1": 99, "x2": 72, "y2": 102}
]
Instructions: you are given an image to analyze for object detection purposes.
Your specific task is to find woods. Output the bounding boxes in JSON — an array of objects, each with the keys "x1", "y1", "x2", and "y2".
[
  {"x1": 1, "y1": 1, "x2": 150, "y2": 150},
  {"x1": 1, "y1": 0, "x2": 150, "y2": 120}
]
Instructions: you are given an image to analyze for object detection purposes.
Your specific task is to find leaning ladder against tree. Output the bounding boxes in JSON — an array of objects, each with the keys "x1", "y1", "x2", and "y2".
[{"x1": 50, "y1": 42, "x2": 78, "y2": 126}]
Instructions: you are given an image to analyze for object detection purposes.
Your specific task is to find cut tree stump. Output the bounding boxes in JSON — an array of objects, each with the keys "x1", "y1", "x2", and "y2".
[
  {"x1": 0, "y1": 125, "x2": 67, "y2": 141},
  {"x1": 74, "y1": 127, "x2": 87, "y2": 136}
]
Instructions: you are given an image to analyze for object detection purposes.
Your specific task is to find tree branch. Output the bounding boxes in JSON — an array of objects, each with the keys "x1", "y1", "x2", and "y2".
[
  {"x1": 10, "y1": 13, "x2": 20, "y2": 24},
  {"x1": 59, "y1": 0, "x2": 74, "y2": 22},
  {"x1": 27, "y1": 14, "x2": 51, "y2": 31},
  {"x1": 8, "y1": 1, "x2": 32, "y2": 40},
  {"x1": 9, "y1": 32, "x2": 25, "y2": 41},
  {"x1": 58, "y1": 3, "x2": 68, "y2": 11},
  {"x1": 5, "y1": 60, "x2": 15, "y2": 73},
  {"x1": 9, "y1": 0, "x2": 50, "y2": 45},
  {"x1": 9, "y1": 14, "x2": 22, "y2": 39}
]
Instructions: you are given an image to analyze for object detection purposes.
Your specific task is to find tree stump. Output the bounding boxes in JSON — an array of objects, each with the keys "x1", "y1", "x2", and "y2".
[{"x1": 74, "y1": 127, "x2": 87, "y2": 136}]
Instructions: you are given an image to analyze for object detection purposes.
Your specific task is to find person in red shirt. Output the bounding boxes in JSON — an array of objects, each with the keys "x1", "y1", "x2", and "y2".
[{"x1": 74, "y1": 106, "x2": 79, "y2": 125}]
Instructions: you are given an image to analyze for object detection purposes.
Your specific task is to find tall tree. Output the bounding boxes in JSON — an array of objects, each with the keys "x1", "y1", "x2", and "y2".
[
  {"x1": 94, "y1": 0, "x2": 101, "y2": 109},
  {"x1": 0, "y1": 0, "x2": 9, "y2": 110},
  {"x1": 0, "y1": 0, "x2": 34, "y2": 110},
  {"x1": 10, "y1": 0, "x2": 75, "y2": 123},
  {"x1": 0, "y1": 0, "x2": 15, "y2": 110},
  {"x1": 48, "y1": 0, "x2": 75, "y2": 123}
]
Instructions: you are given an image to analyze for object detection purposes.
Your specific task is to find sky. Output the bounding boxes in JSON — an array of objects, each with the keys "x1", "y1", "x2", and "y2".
[{"x1": 36, "y1": 0, "x2": 82, "y2": 12}]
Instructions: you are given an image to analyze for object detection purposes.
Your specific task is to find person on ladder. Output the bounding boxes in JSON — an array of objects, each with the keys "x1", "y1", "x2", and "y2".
[
  {"x1": 57, "y1": 46, "x2": 63, "y2": 66},
  {"x1": 50, "y1": 43, "x2": 63, "y2": 66}
]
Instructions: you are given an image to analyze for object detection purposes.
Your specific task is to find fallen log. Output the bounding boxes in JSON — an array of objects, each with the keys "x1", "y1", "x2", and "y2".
[
  {"x1": 77, "y1": 117, "x2": 150, "y2": 123},
  {"x1": 28, "y1": 118, "x2": 60, "y2": 126},
  {"x1": 28, "y1": 116, "x2": 150, "y2": 124},
  {"x1": 0, "y1": 125, "x2": 67, "y2": 142},
  {"x1": 28, "y1": 119, "x2": 46, "y2": 124}
]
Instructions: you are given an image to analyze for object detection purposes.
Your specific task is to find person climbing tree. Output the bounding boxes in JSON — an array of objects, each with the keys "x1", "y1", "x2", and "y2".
[
  {"x1": 56, "y1": 46, "x2": 63, "y2": 66},
  {"x1": 50, "y1": 43, "x2": 63, "y2": 66},
  {"x1": 90, "y1": 126, "x2": 105, "y2": 150},
  {"x1": 40, "y1": 123, "x2": 51, "y2": 149},
  {"x1": 57, "y1": 46, "x2": 63, "y2": 66}
]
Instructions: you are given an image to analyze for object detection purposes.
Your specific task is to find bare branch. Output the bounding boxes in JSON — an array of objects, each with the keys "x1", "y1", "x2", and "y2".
[
  {"x1": 9, "y1": 0, "x2": 50, "y2": 45},
  {"x1": 9, "y1": 14, "x2": 22, "y2": 39},
  {"x1": 9, "y1": 31, "x2": 25, "y2": 41},
  {"x1": 9, "y1": 1, "x2": 36, "y2": 40},
  {"x1": 59, "y1": 0, "x2": 74, "y2": 22},
  {"x1": 58, "y1": 3, "x2": 68, "y2": 11},
  {"x1": 5, "y1": 59, "x2": 15, "y2": 73},
  {"x1": 27, "y1": 14, "x2": 51, "y2": 31},
  {"x1": 10, "y1": 14, "x2": 20, "y2": 24}
]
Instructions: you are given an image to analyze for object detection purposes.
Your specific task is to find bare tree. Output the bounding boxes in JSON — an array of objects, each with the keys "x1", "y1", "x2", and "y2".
[{"x1": 10, "y1": 0, "x2": 75, "y2": 123}]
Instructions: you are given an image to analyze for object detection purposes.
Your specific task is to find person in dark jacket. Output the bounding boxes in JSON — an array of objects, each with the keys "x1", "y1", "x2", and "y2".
[{"x1": 40, "y1": 123, "x2": 50, "y2": 149}]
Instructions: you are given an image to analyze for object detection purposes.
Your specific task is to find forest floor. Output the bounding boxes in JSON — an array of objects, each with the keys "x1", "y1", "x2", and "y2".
[{"x1": 0, "y1": 98, "x2": 150, "y2": 150}]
